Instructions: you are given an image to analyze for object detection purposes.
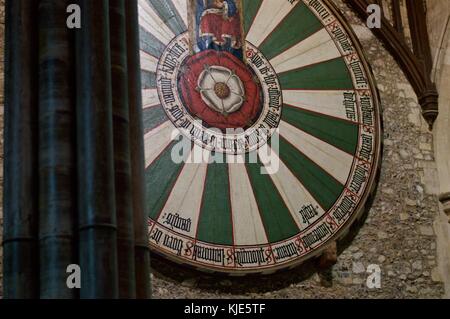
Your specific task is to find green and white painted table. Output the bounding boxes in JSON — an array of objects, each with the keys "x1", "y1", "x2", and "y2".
[{"x1": 140, "y1": 0, "x2": 381, "y2": 274}]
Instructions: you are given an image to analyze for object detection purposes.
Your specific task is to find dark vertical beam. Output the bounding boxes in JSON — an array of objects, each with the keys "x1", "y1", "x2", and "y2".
[
  {"x1": 76, "y1": 0, "x2": 119, "y2": 299},
  {"x1": 125, "y1": 0, "x2": 152, "y2": 299},
  {"x1": 405, "y1": 0, "x2": 438, "y2": 128},
  {"x1": 392, "y1": 0, "x2": 404, "y2": 36},
  {"x1": 110, "y1": 0, "x2": 136, "y2": 298},
  {"x1": 2, "y1": 0, "x2": 39, "y2": 299},
  {"x1": 38, "y1": 0, "x2": 77, "y2": 299},
  {"x1": 376, "y1": 0, "x2": 384, "y2": 16},
  {"x1": 406, "y1": 0, "x2": 433, "y2": 75}
]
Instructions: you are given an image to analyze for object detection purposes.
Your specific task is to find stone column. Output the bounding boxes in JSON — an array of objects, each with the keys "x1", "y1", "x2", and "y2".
[
  {"x1": 110, "y1": 0, "x2": 136, "y2": 298},
  {"x1": 2, "y1": 0, "x2": 151, "y2": 299},
  {"x1": 0, "y1": 0, "x2": 7, "y2": 298},
  {"x1": 3, "y1": 0, "x2": 39, "y2": 299},
  {"x1": 38, "y1": 0, "x2": 77, "y2": 299},
  {"x1": 126, "y1": 0, "x2": 151, "y2": 299},
  {"x1": 76, "y1": 0, "x2": 120, "y2": 299}
]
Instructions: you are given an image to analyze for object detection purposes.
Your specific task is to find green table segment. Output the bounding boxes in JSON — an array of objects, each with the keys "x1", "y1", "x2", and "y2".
[{"x1": 141, "y1": 0, "x2": 381, "y2": 274}]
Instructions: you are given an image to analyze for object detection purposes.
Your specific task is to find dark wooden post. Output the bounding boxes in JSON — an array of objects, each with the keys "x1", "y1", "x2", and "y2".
[
  {"x1": 126, "y1": 0, "x2": 152, "y2": 299},
  {"x1": 391, "y1": 0, "x2": 404, "y2": 36},
  {"x1": 405, "y1": 0, "x2": 439, "y2": 128},
  {"x1": 3, "y1": 0, "x2": 39, "y2": 299},
  {"x1": 38, "y1": 0, "x2": 77, "y2": 299},
  {"x1": 76, "y1": 0, "x2": 119, "y2": 299},
  {"x1": 110, "y1": 0, "x2": 137, "y2": 298}
]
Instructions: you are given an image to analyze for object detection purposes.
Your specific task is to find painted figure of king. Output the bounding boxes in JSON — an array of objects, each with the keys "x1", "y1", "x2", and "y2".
[{"x1": 196, "y1": 0, "x2": 243, "y2": 58}]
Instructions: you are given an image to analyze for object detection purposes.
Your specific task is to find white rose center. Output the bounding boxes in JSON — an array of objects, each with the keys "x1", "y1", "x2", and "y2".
[{"x1": 197, "y1": 65, "x2": 246, "y2": 116}]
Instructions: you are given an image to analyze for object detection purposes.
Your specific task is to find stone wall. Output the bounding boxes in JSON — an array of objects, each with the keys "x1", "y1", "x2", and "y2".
[{"x1": 0, "y1": 0, "x2": 447, "y2": 299}]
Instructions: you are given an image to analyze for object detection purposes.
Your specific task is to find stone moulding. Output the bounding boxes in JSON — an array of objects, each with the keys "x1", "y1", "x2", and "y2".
[{"x1": 438, "y1": 193, "x2": 450, "y2": 223}]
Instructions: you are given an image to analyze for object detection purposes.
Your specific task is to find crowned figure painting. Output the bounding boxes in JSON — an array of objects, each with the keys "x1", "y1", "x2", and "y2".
[
  {"x1": 182, "y1": 0, "x2": 262, "y2": 130},
  {"x1": 193, "y1": 0, "x2": 243, "y2": 59}
]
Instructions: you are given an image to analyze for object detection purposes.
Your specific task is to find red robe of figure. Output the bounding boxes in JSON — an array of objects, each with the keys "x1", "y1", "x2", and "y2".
[{"x1": 199, "y1": 0, "x2": 242, "y2": 49}]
